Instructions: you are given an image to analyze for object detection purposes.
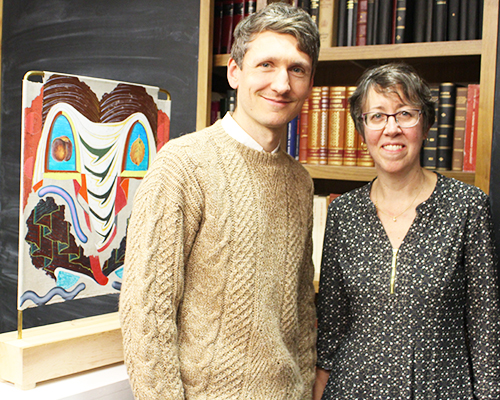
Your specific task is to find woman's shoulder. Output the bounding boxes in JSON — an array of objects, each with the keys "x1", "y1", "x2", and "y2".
[{"x1": 437, "y1": 173, "x2": 489, "y2": 205}]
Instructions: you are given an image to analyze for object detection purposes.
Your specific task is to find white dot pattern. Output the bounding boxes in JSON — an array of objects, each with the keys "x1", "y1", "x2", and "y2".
[{"x1": 316, "y1": 173, "x2": 500, "y2": 399}]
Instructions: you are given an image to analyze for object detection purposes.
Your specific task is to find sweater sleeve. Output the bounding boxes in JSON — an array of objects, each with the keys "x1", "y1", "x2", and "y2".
[
  {"x1": 119, "y1": 145, "x2": 203, "y2": 400},
  {"x1": 297, "y1": 182, "x2": 317, "y2": 399},
  {"x1": 463, "y1": 193, "x2": 500, "y2": 399}
]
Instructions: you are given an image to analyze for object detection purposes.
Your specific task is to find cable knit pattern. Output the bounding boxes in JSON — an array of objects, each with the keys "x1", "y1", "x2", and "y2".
[{"x1": 119, "y1": 120, "x2": 317, "y2": 400}]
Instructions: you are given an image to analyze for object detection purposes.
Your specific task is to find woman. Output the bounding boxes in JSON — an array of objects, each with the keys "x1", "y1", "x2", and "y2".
[{"x1": 314, "y1": 63, "x2": 500, "y2": 399}]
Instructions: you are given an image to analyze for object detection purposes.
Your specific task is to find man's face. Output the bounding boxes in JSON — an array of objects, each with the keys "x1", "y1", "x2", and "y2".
[{"x1": 227, "y1": 31, "x2": 314, "y2": 134}]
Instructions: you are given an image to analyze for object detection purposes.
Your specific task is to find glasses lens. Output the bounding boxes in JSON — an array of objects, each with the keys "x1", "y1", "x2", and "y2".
[
  {"x1": 363, "y1": 110, "x2": 420, "y2": 129},
  {"x1": 396, "y1": 110, "x2": 420, "y2": 128},
  {"x1": 364, "y1": 112, "x2": 386, "y2": 129}
]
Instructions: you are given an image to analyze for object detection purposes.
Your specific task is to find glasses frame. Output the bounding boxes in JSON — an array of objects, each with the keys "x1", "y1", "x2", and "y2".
[{"x1": 361, "y1": 109, "x2": 422, "y2": 130}]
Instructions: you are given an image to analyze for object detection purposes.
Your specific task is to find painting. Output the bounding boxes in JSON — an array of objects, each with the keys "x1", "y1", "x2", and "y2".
[{"x1": 18, "y1": 71, "x2": 170, "y2": 310}]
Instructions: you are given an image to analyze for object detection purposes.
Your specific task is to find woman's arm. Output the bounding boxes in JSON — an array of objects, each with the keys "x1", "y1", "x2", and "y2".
[{"x1": 313, "y1": 367, "x2": 331, "y2": 400}]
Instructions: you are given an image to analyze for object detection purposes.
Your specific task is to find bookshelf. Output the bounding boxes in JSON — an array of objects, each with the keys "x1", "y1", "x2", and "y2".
[{"x1": 196, "y1": 0, "x2": 499, "y2": 194}]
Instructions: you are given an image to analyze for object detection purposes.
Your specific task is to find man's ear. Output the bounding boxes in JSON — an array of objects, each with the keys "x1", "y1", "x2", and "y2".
[{"x1": 227, "y1": 58, "x2": 240, "y2": 90}]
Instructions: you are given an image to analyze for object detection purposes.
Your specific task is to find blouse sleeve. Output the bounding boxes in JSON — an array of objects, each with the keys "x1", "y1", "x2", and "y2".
[
  {"x1": 463, "y1": 194, "x2": 500, "y2": 399},
  {"x1": 316, "y1": 201, "x2": 352, "y2": 371},
  {"x1": 119, "y1": 145, "x2": 203, "y2": 400}
]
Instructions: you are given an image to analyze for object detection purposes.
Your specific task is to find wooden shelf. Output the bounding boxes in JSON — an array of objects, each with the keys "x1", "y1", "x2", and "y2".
[
  {"x1": 213, "y1": 40, "x2": 482, "y2": 67},
  {"x1": 303, "y1": 165, "x2": 475, "y2": 185}
]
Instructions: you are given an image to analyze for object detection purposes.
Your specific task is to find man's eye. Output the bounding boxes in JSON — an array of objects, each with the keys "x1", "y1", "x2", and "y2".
[
  {"x1": 292, "y1": 67, "x2": 305, "y2": 74},
  {"x1": 260, "y1": 62, "x2": 271, "y2": 68}
]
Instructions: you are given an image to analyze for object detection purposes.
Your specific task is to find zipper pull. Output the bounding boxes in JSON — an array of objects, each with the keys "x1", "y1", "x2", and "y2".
[{"x1": 390, "y1": 248, "x2": 399, "y2": 294}]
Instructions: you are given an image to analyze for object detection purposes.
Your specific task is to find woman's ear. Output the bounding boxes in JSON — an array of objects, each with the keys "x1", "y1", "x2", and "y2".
[{"x1": 227, "y1": 58, "x2": 240, "y2": 90}]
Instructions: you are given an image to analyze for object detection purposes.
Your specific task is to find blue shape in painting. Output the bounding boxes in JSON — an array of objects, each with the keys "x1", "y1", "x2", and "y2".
[
  {"x1": 48, "y1": 114, "x2": 77, "y2": 171},
  {"x1": 56, "y1": 269, "x2": 81, "y2": 290},
  {"x1": 115, "y1": 266, "x2": 124, "y2": 279},
  {"x1": 124, "y1": 122, "x2": 149, "y2": 171}
]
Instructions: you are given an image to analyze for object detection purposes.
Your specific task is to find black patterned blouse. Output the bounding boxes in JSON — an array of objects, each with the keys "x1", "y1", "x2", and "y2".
[{"x1": 316, "y1": 173, "x2": 500, "y2": 399}]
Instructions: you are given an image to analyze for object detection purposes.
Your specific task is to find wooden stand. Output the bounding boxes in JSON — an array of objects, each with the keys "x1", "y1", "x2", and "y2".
[{"x1": 0, "y1": 312, "x2": 123, "y2": 390}]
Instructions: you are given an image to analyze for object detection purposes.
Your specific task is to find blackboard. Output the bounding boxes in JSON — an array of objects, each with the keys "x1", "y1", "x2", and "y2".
[{"x1": 0, "y1": 0, "x2": 200, "y2": 333}]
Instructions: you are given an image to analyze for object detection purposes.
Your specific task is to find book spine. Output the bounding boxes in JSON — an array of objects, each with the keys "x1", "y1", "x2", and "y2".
[
  {"x1": 421, "y1": 86, "x2": 439, "y2": 169},
  {"x1": 394, "y1": 0, "x2": 407, "y2": 43},
  {"x1": 377, "y1": 0, "x2": 393, "y2": 44},
  {"x1": 343, "y1": 86, "x2": 358, "y2": 166},
  {"x1": 413, "y1": 0, "x2": 427, "y2": 42},
  {"x1": 299, "y1": 0, "x2": 311, "y2": 14},
  {"x1": 245, "y1": 0, "x2": 257, "y2": 16},
  {"x1": 447, "y1": 0, "x2": 459, "y2": 41},
  {"x1": 232, "y1": 0, "x2": 245, "y2": 47},
  {"x1": 319, "y1": 0, "x2": 338, "y2": 48},
  {"x1": 221, "y1": 0, "x2": 235, "y2": 54},
  {"x1": 213, "y1": 0, "x2": 224, "y2": 54},
  {"x1": 310, "y1": 0, "x2": 320, "y2": 26},
  {"x1": 299, "y1": 98, "x2": 310, "y2": 163},
  {"x1": 337, "y1": 0, "x2": 349, "y2": 45},
  {"x1": 459, "y1": 0, "x2": 467, "y2": 40},
  {"x1": 467, "y1": 0, "x2": 479, "y2": 40},
  {"x1": 287, "y1": 116, "x2": 299, "y2": 159},
  {"x1": 327, "y1": 86, "x2": 347, "y2": 165},
  {"x1": 366, "y1": 0, "x2": 376, "y2": 45},
  {"x1": 425, "y1": 0, "x2": 433, "y2": 42},
  {"x1": 346, "y1": 0, "x2": 356, "y2": 46},
  {"x1": 463, "y1": 84, "x2": 480, "y2": 172},
  {"x1": 307, "y1": 87, "x2": 323, "y2": 164},
  {"x1": 319, "y1": 86, "x2": 330, "y2": 165},
  {"x1": 433, "y1": 0, "x2": 447, "y2": 42},
  {"x1": 356, "y1": 0, "x2": 369, "y2": 46},
  {"x1": 356, "y1": 136, "x2": 374, "y2": 166},
  {"x1": 436, "y1": 82, "x2": 456, "y2": 170},
  {"x1": 451, "y1": 86, "x2": 467, "y2": 171}
]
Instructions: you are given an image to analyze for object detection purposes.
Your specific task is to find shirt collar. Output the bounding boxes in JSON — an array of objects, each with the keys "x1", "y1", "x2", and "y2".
[{"x1": 221, "y1": 112, "x2": 280, "y2": 154}]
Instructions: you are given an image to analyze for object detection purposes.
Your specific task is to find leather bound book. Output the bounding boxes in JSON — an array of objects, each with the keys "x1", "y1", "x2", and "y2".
[
  {"x1": 327, "y1": 86, "x2": 347, "y2": 166},
  {"x1": 467, "y1": 0, "x2": 479, "y2": 40},
  {"x1": 422, "y1": 85, "x2": 439, "y2": 169},
  {"x1": 221, "y1": 0, "x2": 234, "y2": 54},
  {"x1": 447, "y1": 0, "x2": 459, "y2": 41},
  {"x1": 318, "y1": 86, "x2": 330, "y2": 165},
  {"x1": 425, "y1": 0, "x2": 433, "y2": 42},
  {"x1": 307, "y1": 87, "x2": 323, "y2": 164},
  {"x1": 337, "y1": 0, "x2": 349, "y2": 45},
  {"x1": 356, "y1": 0, "x2": 369, "y2": 45},
  {"x1": 310, "y1": 0, "x2": 320, "y2": 26},
  {"x1": 436, "y1": 82, "x2": 456, "y2": 170},
  {"x1": 356, "y1": 136, "x2": 374, "y2": 167},
  {"x1": 413, "y1": 0, "x2": 427, "y2": 42},
  {"x1": 394, "y1": 0, "x2": 414, "y2": 43},
  {"x1": 433, "y1": 0, "x2": 447, "y2": 42},
  {"x1": 451, "y1": 86, "x2": 467, "y2": 171},
  {"x1": 299, "y1": 98, "x2": 310, "y2": 163},
  {"x1": 366, "y1": 0, "x2": 376, "y2": 44},
  {"x1": 232, "y1": 0, "x2": 245, "y2": 46},
  {"x1": 319, "y1": 0, "x2": 339, "y2": 48},
  {"x1": 376, "y1": 0, "x2": 393, "y2": 44},
  {"x1": 459, "y1": 0, "x2": 467, "y2": 39},
  {"x1": 298, "y1": 0, "x2": 311, "y2": 14},
  {"x1": 287, "y1": 116, "x2": 300, "y2": 159},
  {"x1": 346, "y1": 0, "x2": 357, "y2": 46},
  {"x1": 463, "y1": 84, "x2": 480, "y2": 172},
  {"x1": 213, "y1": 0, "x2": 224, "y2": 54},
  {"x1": 343, "y1": 86, "x2": 358, "y2": 166},
  {"x1": 245, "y1": 0, "x2": 257, "y2": 16}
]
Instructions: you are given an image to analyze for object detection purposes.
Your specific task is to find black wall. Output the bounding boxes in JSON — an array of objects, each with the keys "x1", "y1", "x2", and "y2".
[{"x1": 0, "y1": 0, "x2": 200, "y2": 333}]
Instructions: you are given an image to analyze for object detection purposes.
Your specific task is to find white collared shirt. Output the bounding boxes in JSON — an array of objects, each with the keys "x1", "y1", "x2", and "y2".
[{"x1": 221, "y1": 112, "x2": 280, "y2": 154}]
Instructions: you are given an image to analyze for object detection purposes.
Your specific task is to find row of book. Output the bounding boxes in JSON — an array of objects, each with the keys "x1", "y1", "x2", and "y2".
[
  {"x1": 213, "y1": 0, "x2": 484, "y2": 55},
  {"x1": 211, "y1": 82, "x2": 480, "y2": 172},
  {"x1": 423, "y1": 83, "x2": 479, "y2": 172},
  {"x1": 321, "y1": 0, "x2": 484, "y2": 47}
]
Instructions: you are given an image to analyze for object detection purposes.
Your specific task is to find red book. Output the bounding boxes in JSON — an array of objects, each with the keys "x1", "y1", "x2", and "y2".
[
  {"x1": 356, "y1": 0, "x2": 368, "y2": 46},
  {"x1": 232, "y1": 0, "x2": 245, "y2": 48},
  {"x1": 298, "y1": 98, "x2": 310, "y2": 163},
  {"x1": 221, "y1": 0, "x2": 234, "y2": 54},
  {"x1": 463, "y1": 84, "x2": 480, "y2": 172}
]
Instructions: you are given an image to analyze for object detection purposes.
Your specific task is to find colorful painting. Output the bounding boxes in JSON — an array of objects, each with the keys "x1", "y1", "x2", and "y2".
[{"x1": 18, "y1": 71, "x2": 171, "y2": 310}]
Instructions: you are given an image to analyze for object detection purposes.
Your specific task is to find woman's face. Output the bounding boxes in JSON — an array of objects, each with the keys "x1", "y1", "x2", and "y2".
[{"x1": 362, "y1": 86, "x2": 426, "y2": 176}]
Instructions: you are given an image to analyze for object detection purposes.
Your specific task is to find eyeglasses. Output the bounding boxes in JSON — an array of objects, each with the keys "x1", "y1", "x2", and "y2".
[{"x1": 361, "y1": 109, "x2": 422, "y2": 130}]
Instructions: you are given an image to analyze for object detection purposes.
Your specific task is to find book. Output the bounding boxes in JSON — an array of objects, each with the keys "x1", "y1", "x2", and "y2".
[
  {"x1": 287, "y1": 116, "x2": 300, "y2": 159},
  {"x1": 394, "y1": 0, "x2": 414, "y2": 43},
  {"x1": 299, "y1": 98, "x2": 310, "y2": 163},
  {"x1": 307, "y1": 87, "x2": 323, "y2": 164},
  {"x1": 343, "y1": 86, "x2": 358, "y2": 166},
  {"x1": 451, "y1": 86, "x2": 467, "y2": 171},
  {"x1": 337, "y1": 0, "x2": 349, "y2": 45},
  {"x1": 221, "y1": 0, "x2": 235, "y2": 54},
  {"x1": 421, "y1": 85, "x2": 439, "y2": 169},
  {"x1": 467, "y1": 0, "x2": 479, "y2": 40},
  {"x1": 232, "y1": 0, "x2": 245, "y2": 47},
  {"x1": 447, "y1": 0, "x2": 459, "y2": 41},
  {"x1": 425, "y1": 0, "x2": 433, "y2": 42},
  {"x1": 366, "y1": 0, "x2": 376, "y2": 44},
  {"x1": 299, "y1": 0, "x2": 311, "y2": 13},
  {"x1": 310, "y1": 0, "x2": 321, "y2": 26},
  {"x1": 346, "y1": 0, "x2": 357, "y2": 46},
  {"x1": 376, "y1": 0, "x2": 393, "y2": 44},
  {"x1": 436, "y1": 82, "x2": 456, "y2": 170},
  {"x1": 319, "y1": 0, "x2": 339, "y2": 48},
  {"x1": 356, "y1": 0, "x2": 369, "y2": 46},
  {"x1": 356, "y1": 135, "x2": 374, "y2": 166},
  {"x1": 433, "y1": 0, "x2": 448, "y2": 42},
  {"x1": 226, "y1": 89, "x2": 237, "y2": 113},
  {"x1": 213, "y1": 0, "x2": 224, "y2": 54},
  {"x1": 319, "y1": 86, "x2": 330, "y2": 164},
  {"x1": 463, "y1": 84, "x2": 480, "y2": 172},
  {"x1": 413, "y1": 0, "x2": 428, "y2": 42},
  {"x1": 327, "y1": 86, "x2": 348, "y2": 165},
  {"x1": 245, "y1": 0, "x2": 257, "y2": 16},
  {"x1": 312, "y1": 195, "x2": 329, "y2": 282},
  {"x1": 459, "y1": 0, "x2": 467, "y2": 40}
]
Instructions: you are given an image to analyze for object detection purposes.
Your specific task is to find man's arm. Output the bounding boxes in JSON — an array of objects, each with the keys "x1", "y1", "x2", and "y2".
[{"x1": 119, "y1": 147, "x2": 202, "y2": 400}]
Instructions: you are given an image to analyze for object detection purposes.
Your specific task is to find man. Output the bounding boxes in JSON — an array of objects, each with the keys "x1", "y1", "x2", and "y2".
[{"x1": 119, "y1": 3, "x2": 320, "y2": 399}]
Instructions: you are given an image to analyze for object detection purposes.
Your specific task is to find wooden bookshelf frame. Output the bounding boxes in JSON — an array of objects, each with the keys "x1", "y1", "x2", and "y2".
[{"x1": 196, "y1": 0, "x2": 499, "y2": 194}]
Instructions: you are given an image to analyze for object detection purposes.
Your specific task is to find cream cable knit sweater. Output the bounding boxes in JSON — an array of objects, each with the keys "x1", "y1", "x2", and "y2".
[{"x1": 119, "y1": 121, "x2": 316, "y2": 399}]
